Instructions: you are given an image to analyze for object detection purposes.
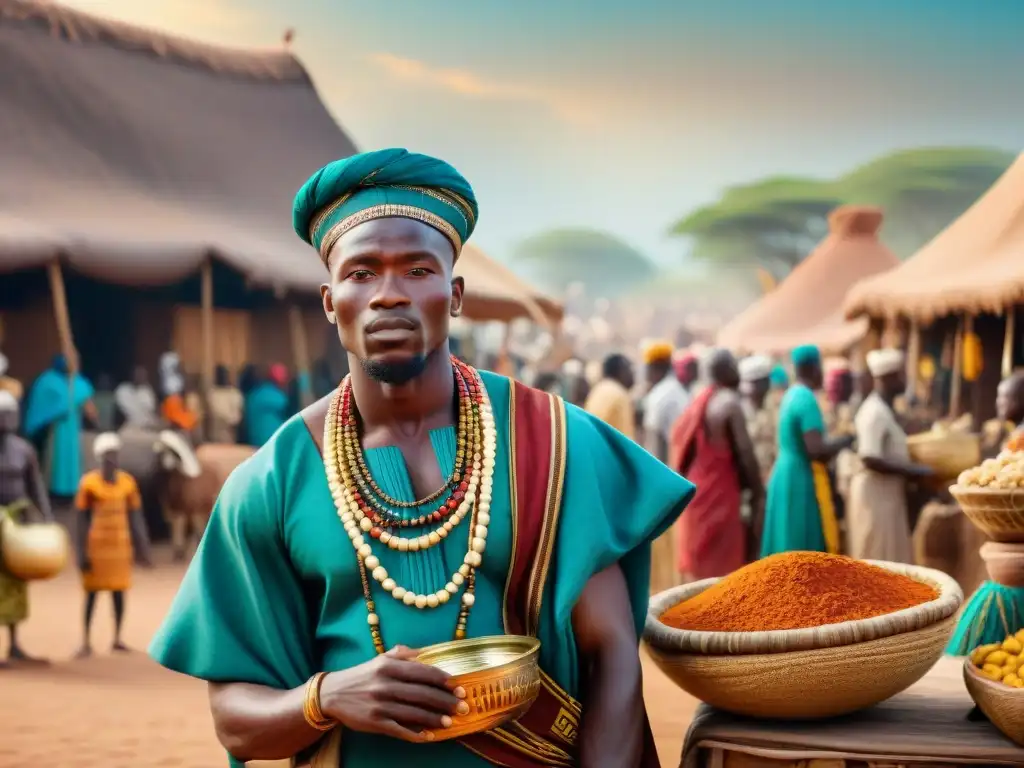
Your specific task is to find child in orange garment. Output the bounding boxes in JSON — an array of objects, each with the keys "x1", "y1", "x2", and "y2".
[{"x1": 74, "y1": 433, "x2": 152, "y2": 657}]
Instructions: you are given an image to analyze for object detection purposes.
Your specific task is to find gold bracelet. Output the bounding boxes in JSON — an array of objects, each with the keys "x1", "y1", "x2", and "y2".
[{"x1": 303, "y1": 672, "x2": 335, "y2": 731}]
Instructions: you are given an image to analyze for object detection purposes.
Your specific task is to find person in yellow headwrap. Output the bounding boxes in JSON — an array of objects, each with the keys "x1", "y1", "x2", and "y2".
[
  {"x1": 641, "y1": 340, "x2": 689, "y2": 463},
  {"x1": 150, "y1": 148, "x2": 692, "y2": 768}
]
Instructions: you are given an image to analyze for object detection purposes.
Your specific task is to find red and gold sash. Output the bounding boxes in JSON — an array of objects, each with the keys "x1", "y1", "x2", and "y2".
[{"x1": 459, "y1": 381, "x2": 660, "y2": 768}]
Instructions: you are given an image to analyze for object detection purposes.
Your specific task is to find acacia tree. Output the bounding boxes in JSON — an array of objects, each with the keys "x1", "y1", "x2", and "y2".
[
  {"x1": 512, "y1": 228, "x2": 656, "y2": 298},
  {"x1": 671, "y1": 147, "x2": 1015, "y2": 276}
]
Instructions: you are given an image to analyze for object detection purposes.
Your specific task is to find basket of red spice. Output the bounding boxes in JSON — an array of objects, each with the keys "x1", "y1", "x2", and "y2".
[{"x1": 643, "y1": 552, "x2": 963, "y2": 719}]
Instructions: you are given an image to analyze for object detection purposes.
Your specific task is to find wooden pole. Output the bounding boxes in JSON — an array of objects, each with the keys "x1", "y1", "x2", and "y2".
[
  {"x1": 906, "y1": 318, "x2": 921, "y2": 399},
  {"x1": 200, "y1": 258, "x2": 215, "y2": 437},
  {"x1": 950, "y1": 316, "x2": 965, "y2": 419},
  {"x1": 47, "y1": 259, "x2": 78, "y2": 373},
  {"x1": 288, "y1": 304, "x2": 313, "y2": 408},
  {"x1": 1003, "y1": 306, "x2": 1017, "y2": 378}
]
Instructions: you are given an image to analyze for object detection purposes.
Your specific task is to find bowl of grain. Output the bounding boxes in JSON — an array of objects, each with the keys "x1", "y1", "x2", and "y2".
[
  {"x1": 951, "y1": 452, "x2": 1024, "y2": 542},
  {"x1": 643, "y1": 553, "x2": 963, "y2": 719}
]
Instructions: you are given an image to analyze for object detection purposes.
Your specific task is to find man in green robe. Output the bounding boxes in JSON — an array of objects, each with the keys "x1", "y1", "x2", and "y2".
[{"x1": 149, "y1": 148, "x2": 694, "y2": 768}]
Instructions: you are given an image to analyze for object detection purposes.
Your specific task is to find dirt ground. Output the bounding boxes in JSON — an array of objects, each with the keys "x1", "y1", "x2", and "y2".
[{"x1": 2, "y1": 546, "x2": 697, "y2": 767}]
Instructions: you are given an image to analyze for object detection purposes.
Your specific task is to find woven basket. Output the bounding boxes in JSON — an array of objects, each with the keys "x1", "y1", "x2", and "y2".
[
  {"x1": 907, "y1": 431, "x2": 981, "y2": 480},
  {"x1": 950, "y1": 485, "x2": 1024, "y2": 543},
  {"x1": 964, "y1": 660, "x2": 1024, "y2": 746},
  {"x1": 643, "y1": 561, "x2": 962, "y2": 719}
]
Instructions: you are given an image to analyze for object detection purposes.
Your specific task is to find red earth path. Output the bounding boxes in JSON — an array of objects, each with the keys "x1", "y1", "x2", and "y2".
[{"x1": 3, "y1": 547, "x2": 697, "y2": 767}]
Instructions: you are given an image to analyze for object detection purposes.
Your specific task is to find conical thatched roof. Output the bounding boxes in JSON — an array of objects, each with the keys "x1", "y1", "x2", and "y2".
[
  {"x1": 717, "y1": 206, "x2": 899, "y2": 354},
  {"x1": 845, "y1": 153, "x2": 1024, "y2": 322}
]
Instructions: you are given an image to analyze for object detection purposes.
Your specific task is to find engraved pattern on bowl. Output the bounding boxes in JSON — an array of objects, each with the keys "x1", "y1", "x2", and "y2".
[{"x1": 416, "y1": 635, "x2": 542, "y2": 740}]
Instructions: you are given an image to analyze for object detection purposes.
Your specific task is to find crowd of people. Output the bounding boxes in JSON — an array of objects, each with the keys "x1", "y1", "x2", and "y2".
[
  {"x1": 571, "y1": 340, "x2": 1024, "y2": 592},
  {"x1": 0, "y1": 347, "x2": 325, "y2": 667}
]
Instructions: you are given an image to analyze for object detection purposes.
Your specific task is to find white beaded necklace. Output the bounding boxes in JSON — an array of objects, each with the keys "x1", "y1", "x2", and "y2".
[{"x1": 323, "y1": 367, "x2": 497, "y2": 611}]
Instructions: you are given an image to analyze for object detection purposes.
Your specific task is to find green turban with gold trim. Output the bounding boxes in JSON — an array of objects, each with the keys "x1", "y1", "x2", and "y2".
[{"x1": 292, "y1": 148, "x2": 478, "y2": 263}]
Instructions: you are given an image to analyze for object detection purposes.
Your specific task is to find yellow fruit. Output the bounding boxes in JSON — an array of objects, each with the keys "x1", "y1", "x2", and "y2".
[
  {"x1": 1015, "y1": 629, "x2": 1024, "y2": 643},
  {"x1": 1003, "y1": 637, "x2": 1023, "y2": 654},
  {"x1": 1005, "y1": 674, "x2": 1022, "y2": 687},
  {"x1": 985, "y1": 650, "x2": 1010, "y2": 666},
  {"x1": 1003, "y1": 655, "x2": 1021, "y2": 671},
  {"x1": 983, "y1": 663, "x2": 1005, "y2": 681},
  {"x1": 972, "y1": 643, "x2": 1001, "y2": 665},
  {"x1": 1010, "y1": 677, "x2": 1024, "y2": 689}
]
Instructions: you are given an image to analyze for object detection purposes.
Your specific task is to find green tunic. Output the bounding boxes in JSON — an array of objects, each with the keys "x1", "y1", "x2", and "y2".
[
  {"x1": 760, "y1": 383, "x2": 832, "y2": 555},
  {"x1": 150, "y1": 372, "x2": 694, "y2": 766}
]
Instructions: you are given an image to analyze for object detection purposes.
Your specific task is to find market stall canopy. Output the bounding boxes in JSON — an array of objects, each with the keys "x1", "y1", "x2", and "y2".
[
  {"x1": 0, "y1": 0, "x2": 355, "y2": 289},
  {"x1": 844, "y1": 153, "x2": 1024, "y2": 323},
  {"x1": 455, "y1": 245, "x2": 563, "y2": 327},
  {"x1": 717, "y1": 206, "x2": 899, "y2": 355}
]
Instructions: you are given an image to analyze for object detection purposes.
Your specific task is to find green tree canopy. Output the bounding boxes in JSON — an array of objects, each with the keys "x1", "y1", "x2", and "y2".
[
  {"x1": 511, "y1": 228, "x2": 656, "y2": 297},
  {"x1": 670, "y1": 147, "x2": 1015, "y2": 277}
]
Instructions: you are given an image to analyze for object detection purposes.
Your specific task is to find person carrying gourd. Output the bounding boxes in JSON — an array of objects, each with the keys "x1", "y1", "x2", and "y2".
[{"x1": 0, "y1": 390, "x2": 53, "y2": 668}]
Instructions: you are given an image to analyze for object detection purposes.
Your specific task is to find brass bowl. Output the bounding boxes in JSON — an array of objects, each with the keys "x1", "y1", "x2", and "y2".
[
  {"x1": 964, "y1": 659, "x2": 1024, "y2": 746},
  {"x1": 416, "y1": 634, "x2": 541, "y2": 740},
  {"x1": 0, "y1": 517, "x2": 69, "y2": 581}
]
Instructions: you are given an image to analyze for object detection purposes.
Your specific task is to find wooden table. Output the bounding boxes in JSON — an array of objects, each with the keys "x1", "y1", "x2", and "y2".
[{"x1": 680, "y1": 657, "x2": 1024, "y2": 768}]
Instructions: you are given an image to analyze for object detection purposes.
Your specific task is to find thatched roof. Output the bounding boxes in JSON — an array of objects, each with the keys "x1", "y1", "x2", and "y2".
[
  {"x1": 717, "y1": 206, "x2": 899, "y2": 355},
  {"x1": 455, "y1": 245, "x2": 563, "y2": 327},
  {"x1": 0, "y1": 0, "x2": 355, "y2": 289},
  {"x1": 844, "y1": 153, "x2": 1024, "y2": 323},
  {"x1": 0, "y1": 0, "x2": 560, "y2": 328}
]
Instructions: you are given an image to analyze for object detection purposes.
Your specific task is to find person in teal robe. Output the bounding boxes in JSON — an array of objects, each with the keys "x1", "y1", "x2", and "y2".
[
  {"x1": 243, "y1": 365, "x2": 289, "y2": 447},
  {"x1": 22, "y1": 354, "x2": 95, "y2": 498},
  {"x1": 760, "y1": 345, "x2": 853, "y2": 556},
  {"x1": 150, "y1": 148, "x2": 694, "y2": 768}
]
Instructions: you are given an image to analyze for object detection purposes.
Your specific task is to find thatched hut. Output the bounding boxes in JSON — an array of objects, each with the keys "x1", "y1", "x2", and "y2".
[
  {"x1": 717, "y1": 206, "x2": 899, "y2": 355},
  {"x1": 0, "y1": 0, "x2": 561, "y2": 389},
  {"x1": 844, "y1": 154, "x2": 1024, "y2": 421}
]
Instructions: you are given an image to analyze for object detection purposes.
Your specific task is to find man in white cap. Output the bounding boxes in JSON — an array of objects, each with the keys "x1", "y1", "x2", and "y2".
[
  {"x1": 847, "y1": 348, "x2": 933, "y2": 562},
  {"x1": 0, "y1": 389, "x2": 53, "y2": 667},
  {"x1": 738, "y1": 356, "x2": 775, "y2": 482}
]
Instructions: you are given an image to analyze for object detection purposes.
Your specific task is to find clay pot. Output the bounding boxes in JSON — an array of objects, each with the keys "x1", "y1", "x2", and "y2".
[{"x1": 980, "y1": 541, "x2": 1024, "y2": 588}]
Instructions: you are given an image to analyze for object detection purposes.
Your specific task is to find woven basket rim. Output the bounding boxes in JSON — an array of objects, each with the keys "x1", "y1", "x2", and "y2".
[
  {"x1": 907, "y1": 431, "x2": 980, "y2": 443},
  {"x1": 644, "y1": 560, "x2": 963, "y2": 656},
  {"x1": 950, "y1": 484, "x2": 1024, "y2": 498},
  {"x1": 963, "y1": 656, "x2": 1024, "y2": 694}
]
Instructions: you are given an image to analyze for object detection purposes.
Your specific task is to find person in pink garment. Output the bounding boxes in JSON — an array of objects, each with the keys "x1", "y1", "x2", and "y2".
[{"x1": 670, "y1": 349, "x2": 764, "y2": 580}]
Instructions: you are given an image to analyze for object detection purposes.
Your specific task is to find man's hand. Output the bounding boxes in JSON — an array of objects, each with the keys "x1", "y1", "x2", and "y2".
[{"x1": 320, "y1": 646, "x2": 466, "y2": 742}]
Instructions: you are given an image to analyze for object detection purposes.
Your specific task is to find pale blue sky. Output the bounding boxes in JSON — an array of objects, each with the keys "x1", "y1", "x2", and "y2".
[{"x1": 62, "y1": 0, "x2": 1024, "y2": 264}]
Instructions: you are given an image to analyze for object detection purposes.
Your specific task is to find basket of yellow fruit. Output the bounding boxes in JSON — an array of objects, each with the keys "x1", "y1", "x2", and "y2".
[
  {"x1": 964, "y1": 631, "x2": 1024, "y2": 746},
  {"x1": 951, "y1": 451, "x2": 1024, "y2": 542}
]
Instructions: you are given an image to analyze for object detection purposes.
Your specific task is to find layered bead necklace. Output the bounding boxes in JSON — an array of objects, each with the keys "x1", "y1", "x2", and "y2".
[{"x1": 324, "y1": 356, "x2": 496, "y2": 654}]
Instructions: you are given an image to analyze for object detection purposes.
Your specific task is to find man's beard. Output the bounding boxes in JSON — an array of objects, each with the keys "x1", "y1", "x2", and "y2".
[{"x1": 360, "y1": 347, "x2": 440, "y2": 385}]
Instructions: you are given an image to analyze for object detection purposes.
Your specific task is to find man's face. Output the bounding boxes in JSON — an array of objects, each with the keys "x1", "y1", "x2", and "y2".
[
  {"x1": 0, "y1": 409, "x2": 18, "y2": 435},
  {"x1": 997, "y1": 377, "x2": 1024, "y2": 423},
  {"x1": 321, "y1": 218, "x2": 463, "y2": 385},
  {"x1": 100, "y1": 450, "x2": 119, "y2": 473}
]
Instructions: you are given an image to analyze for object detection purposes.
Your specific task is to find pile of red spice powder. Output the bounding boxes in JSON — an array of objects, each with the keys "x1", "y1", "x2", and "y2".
[{"x1": 661, "y1": 552, "x2": 939, "y2": 633}]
